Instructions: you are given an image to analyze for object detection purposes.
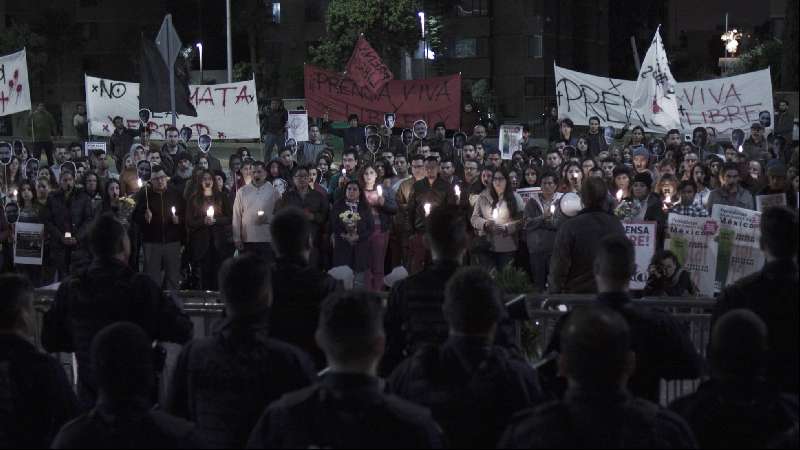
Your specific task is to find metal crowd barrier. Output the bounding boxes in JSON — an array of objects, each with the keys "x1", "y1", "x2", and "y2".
[
  {"x1": 523, "y1": 294, "x2": 716, "y2": 406},
  {"x1": 32, "y1": 289, "x2": 715, "y2": 406}
]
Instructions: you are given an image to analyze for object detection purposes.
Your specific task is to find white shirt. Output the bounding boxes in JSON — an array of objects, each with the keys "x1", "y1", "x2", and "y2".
[{"x1": 233, "y1": 181, "x2": 278, "y2": 243}]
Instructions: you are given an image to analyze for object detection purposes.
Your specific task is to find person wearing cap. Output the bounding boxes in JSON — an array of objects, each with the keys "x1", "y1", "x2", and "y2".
[
  {"x1": 707, "y1": 162, "x2": 755, "y2": 212},
  {"x1": 132, "y1": 164, "x2": 186, "y2": 289},
  {"x1": 169, "y1": 151, "x2": 194, "y2": 195},
  {"x1": 758, "y1": 162, "x2": 795, "y2": 209},
  {"x1": 742, "y1": 122, "x2": 768, "y2": 161}
]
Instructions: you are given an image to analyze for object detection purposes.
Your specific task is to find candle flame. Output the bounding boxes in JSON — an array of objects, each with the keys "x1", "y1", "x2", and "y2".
[
  {"x1": 492, "y1": 208, "x2": 499, "y2": 221},
  {"x1": 454, "y1": 185, "x2": 461, "y2": 197},
  {"x1": 171, "y1": 206, "x2": 176, "y2": 215},
  {"x1": 207, "y1": 206, "x2": 215, "y2": 218},
  {"x1": 616, "y1": 189, "x2": 624, "y2": 201},
  {"x1": 424, "y1": 203, "x2": 432, "y2": 216},
  {"x1": 376, "y1": 185, "x2": 383, "y2": 196}
]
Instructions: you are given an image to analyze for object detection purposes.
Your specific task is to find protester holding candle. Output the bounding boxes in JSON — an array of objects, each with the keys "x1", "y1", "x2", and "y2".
[
  {"x1": 186, "y1": 170, "x2": 233, "y2": 290},
  {"x1": 43, "y1": 169, "x2": 94, "y2": 280},
  {"x1": 132, "y1": 165, "x2": 185, "y2": 289},
  {"x1": 359, "y1": 163, "x2": 397, "y2": 291},
  {"x1": 471, "y1": 168, "x2": 524, "y2": 272},
  {"x1": 524, "y1": 171, "x2": 561, "y2": 291}
]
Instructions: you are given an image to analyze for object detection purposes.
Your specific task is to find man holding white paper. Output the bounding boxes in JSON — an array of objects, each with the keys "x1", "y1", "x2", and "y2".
[{"x1": 233, "y1": 161, "x2": 279, "y2": 262}]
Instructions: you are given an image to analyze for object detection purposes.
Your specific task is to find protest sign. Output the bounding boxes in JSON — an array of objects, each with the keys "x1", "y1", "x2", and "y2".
[
  {"x1": 666, "y1": 213, "x2": 719, "y2": 297},
  {"x1": 516, "y1": 187, "x2": 542, "y2": 207},
  {"x1": 555, "y1": 64, "x2": 773, "y2": 136},
  {"x1": 755, "y1": 193, "x2": 787, "y2": 212},
  {"x1": 85, "y1": 75, "x2": 261, "y2": 139},
  {"x1": 498, "y1": 125, "x2": 523, "y2": 160},
  {"x1": 14, "y1": 222, "x2": 44, "y2": 265},
  {"x1": 287, "y1": 110, "x2": 309, "y2": 142},
  {"x1": 345, "y1": 36, "x2": 394, "y2": 95},
  {"x1": 84, "y1": 141, "x2": 107, "y2": 157},
  {"x1": 304, "y1": 64, "x2": 461, "y2": 130},
  {"x1": 711, "y1": 204, "x2": 763, "y2": 292},
  {"x1": 0, "y1": 49, "x2": 32, "y2": 116},
  {"x1": 624, "y1": 221, "x2": 657, "y2": 290}
]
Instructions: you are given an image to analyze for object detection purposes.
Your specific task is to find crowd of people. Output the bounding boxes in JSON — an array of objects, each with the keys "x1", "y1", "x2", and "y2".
[
  {"x1": 3, "y1": 100, "x2": 799, "y2": 296},
  {"x1": 0, "y1": 198, "x2": 796, "y2": 448}
]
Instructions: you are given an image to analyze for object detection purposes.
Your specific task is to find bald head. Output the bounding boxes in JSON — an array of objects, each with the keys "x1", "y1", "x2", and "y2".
[
  {"x1": 710, "y1": 309, "x2": 768, "y2": 379},
  {"x1": 559, "y1": 306, "x2": 634, "y2": 389}
]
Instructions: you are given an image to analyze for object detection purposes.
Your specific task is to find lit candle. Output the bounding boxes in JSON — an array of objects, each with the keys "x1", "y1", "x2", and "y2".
[
  {"x1": 492, "y1": 208, "x2": 499, "y2": 221},
  {"x1": 424, "y1": 203, "x2": 432, "y2": 217},
  {"x1": 137, "y1": 179, "x2": 143, "y2": 189},
  {"x1": 12, "y1": 190, "x2": 17, "y2": 197},
  {"x1": 342, "y1": 168, "x2": 347, "y2": 176},
  {"x1": 257, "y1": 210, "x2": 265, "y2": 217},
  {"x1": 171, "y1": 206, "x2": 177, "y2": 216},
  {"x1": 376, "y1": 185, "x2": 383, "y2": 197},
  {"x1": 64, "y1": 232, "x2": 72, "y2": 239},
  {"x1": 550, "y1": 204, "x2": 556, "y2": 215},
  {"x1": 206, "y1": 206, "x2": 215, "y2": 218},
  {"x1": 737, "y1": 145, "x2": 743, "y2": 153},
  {"x1": 664, "y1": 194, "x2": 672, "y2": 204},
  {"x1": 454, "y1": 185, "x2": 461, "y2": 202},
  {"x1": 616, "y1": 189, "x2": 624, "y2": 202}
]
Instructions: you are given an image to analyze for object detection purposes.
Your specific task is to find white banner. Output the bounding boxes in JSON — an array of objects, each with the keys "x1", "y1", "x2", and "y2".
[
  {"x1": 666, "y1": 214, "x2": 719, "y2": 297},
  {"x1": 0, "y1": 49, "x2": 32, "y2": 116},
  {"x1": 624, "y1": 221, "x2": 657, "y2": 290},
  {"x1": 85, "y1": 75, "x2": 261, "y2": 139},
  {"x1": 711, "y1": 204, "x2": 764, "y2": 292},
  {"x1": 14, "y1": 222, "x2": 44, "y2": 266},
  {"x1": 555, "y1": 64, "x2": 774, "y2": 136}
]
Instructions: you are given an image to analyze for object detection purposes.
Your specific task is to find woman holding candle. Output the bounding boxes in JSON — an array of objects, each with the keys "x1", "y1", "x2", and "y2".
[
  {"x1": 471, "y1": 168, "x2": 525, "y2": 272},
  {"x1": 359, "y1": 163, "x2": 398, "y2": 291},
  {"x1": 330, "y1": 180, "x2": 373, "y2": 288},
  {"x1": 186, "y1": 170, "x2": 233, "y2": 290}
]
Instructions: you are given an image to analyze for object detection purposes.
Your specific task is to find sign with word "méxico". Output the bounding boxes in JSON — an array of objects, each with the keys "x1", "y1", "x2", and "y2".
[
  {"x1": 85, "y1": 75, "x2": 261, "y2": 139},
  {"x1": 304, "y1": 64, "x2": 461, "y2": 131},
  {"x1": 555, "y1": 65, "x2": 773, "y2": 136}
]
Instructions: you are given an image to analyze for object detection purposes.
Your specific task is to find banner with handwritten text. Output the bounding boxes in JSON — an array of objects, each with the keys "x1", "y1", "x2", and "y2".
[
  {"x1": 555, "y1": 65, "x2": 773, "y2": 135},
  {"x1": 0, "y1": 49, "x2": 32, "y2": 116},
  {"x1": 85, "y1": 75, "x2": 260, "y2": 139},
  {"x1": 304, "y1": 64, "x2": 461, "y2": 131}
]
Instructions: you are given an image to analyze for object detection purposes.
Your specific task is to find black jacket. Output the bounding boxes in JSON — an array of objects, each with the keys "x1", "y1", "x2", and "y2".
[
  {"x1": 389, "y1": 336, "x2": 543, "y2": 449},
  {"x1": 0, "y1": 335, "x2": 80, "y2": 448},
  {"x1": 269, "y1": 256, "x2": 341, "y2": 369},
  {"x1": 548, "y1": 208, "x2": 626, "y2": 293},
  {"x1": 51, "y1": 399, "x2": 203, "y2": 449},
  {"x1": 542, "y1": 292, "x2": 704, "y2": 403},
  {"x1": 132, "y1": 186, "x2": 186, "y2": 244},
  {"x1": 166, "y1": 309, "x2": 316, "y2": 448},
  {"x1": 246, "y1": 373, "x2": 444, "y2": 449},
  {"x1": 383, "y1": 260, "x2": 520, "y2": 375},
  {"x1": 669, "y1": 379, "x2": 799, "y2": 449},
  {"x1": 41, "y1": 258, "x2": 194, "y2": 409},
  {"x1": 712, "y1": 259, "x2": 799, "y2": 395},
  {"x1": 499, "y1": 388, "x2": 698, "y2": 449},
  {"x1": 108, "y1": 128, "x2": 139, "y2": 171},
  {"x1": 185, "y1": 192, "x2": 233, "y2": 261},
  {"x1": 44, "y1": 189, "x2": 95, "y2": 252},
  {"x1": 407, "y1": 177, "x2": 457, "y2": 234}
]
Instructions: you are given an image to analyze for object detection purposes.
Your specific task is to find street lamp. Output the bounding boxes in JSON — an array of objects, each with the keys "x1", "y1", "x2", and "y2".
[{"x1": 196, "y1": 42, "x2": 204, "y2": 83}]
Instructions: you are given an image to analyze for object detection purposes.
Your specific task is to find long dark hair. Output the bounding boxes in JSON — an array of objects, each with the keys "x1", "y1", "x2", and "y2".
[
  {"x1": 17, "y1": 180, "x2": 35, "y2": 209},
  {"x1": 489, "y1": 168, "x2": 521, "y2": 219}
]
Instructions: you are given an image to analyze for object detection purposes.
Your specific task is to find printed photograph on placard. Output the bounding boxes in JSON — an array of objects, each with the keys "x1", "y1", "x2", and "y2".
[{"x1": 498, "y1": 125, "x2": 523, "y2": 160}]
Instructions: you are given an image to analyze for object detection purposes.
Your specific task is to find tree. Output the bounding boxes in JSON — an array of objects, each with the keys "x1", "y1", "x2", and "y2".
[
  {"x1": 730, "y1": 40, "x2": 783, "y2": 87},
  {"x1": 781, "y1": 0, "x2": 798, "y2": 90},
  {"x1": 309, "y1": 0, "x2": 422, "y2": 71},
  {"x1": 0, "y1": 23, "x2": 48, "y2": 88}
]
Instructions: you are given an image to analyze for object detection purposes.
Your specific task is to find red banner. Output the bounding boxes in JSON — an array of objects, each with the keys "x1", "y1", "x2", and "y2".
[
  {"x1": 305, "y1": 64, "x2": 461, "y2": 130},
  {"x1": 345, "y1": 37, "x2": 394, "y2": 94}
]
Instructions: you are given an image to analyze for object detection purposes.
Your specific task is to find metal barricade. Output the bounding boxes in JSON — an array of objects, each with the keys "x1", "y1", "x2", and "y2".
[{"x1": 524, "y1": 294, "x2": 716, "y2": 406}]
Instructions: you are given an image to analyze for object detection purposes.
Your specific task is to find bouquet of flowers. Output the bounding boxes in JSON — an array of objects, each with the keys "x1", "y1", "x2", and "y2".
[
  {"x1": 614, "y1": 200, "x2": 637, "y2": 221},
  {"x1": 339, "y1": 210, "x2": 361, "y2": 228},
  {"x1": 115, "y1": 196, "x2": 137, "y2": 227}
]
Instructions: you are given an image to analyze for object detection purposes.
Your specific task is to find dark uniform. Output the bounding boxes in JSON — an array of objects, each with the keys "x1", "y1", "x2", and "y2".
[
  {"x1": 389, "y1": 336, "x2": 543, "y2": 449},
  {"x1": 166, "y1": 310, "x2": 317, "y2": 448},
  {"x1": 541, "y1": 292, "x2": 703, "y2": 403},
  {"x1": 669, "y1": 379, "x2": 799, "y2": 449},
  {"x1": 0, "y1": 335, "x2": 79, "y2": 448},
  {"x1": 269, "y1": 256, "x2": 340, "y2": 369},
  {"x1": 383, "y1": 260, "x2": 521, "y2": 375},
  {"x1": 246, "y1": 373, "x2": 444, "y2": 449},
  {"x1": 499, "y1": 388, "x2": 698, "y2": 449},
  {"x1": 51, "y1": 401, "x2": 204, "y2": 449},
  {"x1": 712, "y1": 259, "x2": 799, "y2": 395},
  {"x1": 41, "y1": 258, "x2": 194, "y2": 410}
]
